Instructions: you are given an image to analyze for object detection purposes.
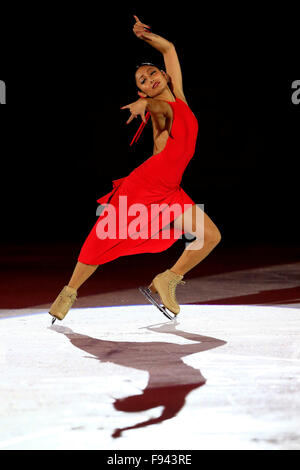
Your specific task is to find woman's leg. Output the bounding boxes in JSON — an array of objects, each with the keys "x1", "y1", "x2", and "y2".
[
  {"x1": 49, "y1": 262, "x2": 99, "y2": 322},
  {"x1": 67, "y1": 261, "x2": 99, "y2": 290},
  {"x1": 170, "y1": 204, "x2": 221, "y2": 276}
]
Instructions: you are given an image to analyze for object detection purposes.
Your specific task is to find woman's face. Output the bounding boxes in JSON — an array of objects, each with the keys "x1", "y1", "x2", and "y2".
[{"x1": 135, "y1": 65, "x2": 168, "y2": 98}]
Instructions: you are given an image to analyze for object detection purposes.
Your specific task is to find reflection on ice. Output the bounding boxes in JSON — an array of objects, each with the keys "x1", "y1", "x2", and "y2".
[{"x1": 51, "y1": 321, "x2": 226, "y2": 437}]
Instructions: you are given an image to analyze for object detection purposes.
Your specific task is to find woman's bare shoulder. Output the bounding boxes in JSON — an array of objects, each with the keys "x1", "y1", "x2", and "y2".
[
  {"x1": 150, "y1": 99, "x2": 172, "y2": 117},
  {"x1": 173, "y1": 88, "x2": 188, "y2": 105}
]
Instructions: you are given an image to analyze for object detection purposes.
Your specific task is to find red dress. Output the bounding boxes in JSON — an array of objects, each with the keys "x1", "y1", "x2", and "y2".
[{"x1": 78, "y1": 98, "x2": 198, "y2": 265}]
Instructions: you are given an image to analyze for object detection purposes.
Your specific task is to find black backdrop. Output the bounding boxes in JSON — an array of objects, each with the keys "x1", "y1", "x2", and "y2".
[{"x1": 1, "y1": 8, "x2": 299, "y2": 247}]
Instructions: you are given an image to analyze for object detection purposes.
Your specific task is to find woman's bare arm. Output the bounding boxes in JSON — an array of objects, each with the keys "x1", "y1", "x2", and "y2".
[
  {"x1": 133, "y1": 15, "x2": 186, "y2": 101},
  {"x1": 121, "y1": 97, "x2": 169, "y2": 124}
]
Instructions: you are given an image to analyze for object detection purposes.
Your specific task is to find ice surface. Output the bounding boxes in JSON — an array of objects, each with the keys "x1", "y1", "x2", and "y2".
[{"x1": 1, "y1": 304, "x2": 300, "y2": 450}]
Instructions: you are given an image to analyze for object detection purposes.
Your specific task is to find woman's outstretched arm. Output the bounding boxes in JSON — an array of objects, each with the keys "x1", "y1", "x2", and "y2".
[
  {"x1": 121, "y1": 97, "x2": 168, "y2": 124},
  {"x1": 146, "y1": 323, "x2": 227, "y2": 355},
  {"x1": 133, "y1": 15, "x2": 186, "y2": 101}
]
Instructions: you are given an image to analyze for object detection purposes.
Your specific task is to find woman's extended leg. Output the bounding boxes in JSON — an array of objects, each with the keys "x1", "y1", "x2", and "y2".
[
  {"x1": 67, "y1": 261, "x2": 99, "y2": 290},
  {"x1": 170, "y1": 204, "x2": 221, "y2": 276}
]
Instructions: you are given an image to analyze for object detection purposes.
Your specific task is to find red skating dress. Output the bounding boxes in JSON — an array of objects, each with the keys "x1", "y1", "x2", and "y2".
[{"x1": 78, "y1": 97, "x2": 198, "y2": 265}]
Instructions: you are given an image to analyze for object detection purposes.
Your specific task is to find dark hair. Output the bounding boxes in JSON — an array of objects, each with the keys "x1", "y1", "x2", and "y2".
[
  {"x1": 135, "y1": 62, "x2": 165, "y2": 73},
  {"x1": 135, "y1": 62, "x2": 156, "y2": 70}
]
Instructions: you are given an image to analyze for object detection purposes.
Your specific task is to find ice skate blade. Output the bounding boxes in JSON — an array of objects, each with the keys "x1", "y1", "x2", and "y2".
[
  {"x1": 138, "y1": 286, "x2": 175, "y2": 321},
  {"x1": 49, "y1": 313, "x2": 57, "y2": 325}
]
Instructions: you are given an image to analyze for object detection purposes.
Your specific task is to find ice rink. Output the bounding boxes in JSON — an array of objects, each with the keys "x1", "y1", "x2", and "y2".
[{"x1": 1, "y1": 302, "x2": 300, "y2": 450}]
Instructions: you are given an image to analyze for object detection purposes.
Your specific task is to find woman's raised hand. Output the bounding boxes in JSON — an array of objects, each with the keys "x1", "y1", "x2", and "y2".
[
  {"x1": 121, "y1": 96, "x2": 148, "y2": 124},
  {"x1": 133, "y1": 15, "x2": 151, "y2": 39}
]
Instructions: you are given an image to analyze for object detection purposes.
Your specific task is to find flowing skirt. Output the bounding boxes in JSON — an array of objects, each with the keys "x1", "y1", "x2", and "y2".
[{"x1": 78, "y1": 170, "x2": 195, "y2": 266}]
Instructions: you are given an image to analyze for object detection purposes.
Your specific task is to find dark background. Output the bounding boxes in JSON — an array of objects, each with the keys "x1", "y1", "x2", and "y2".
[{"x1": 1, "y1": 8, "x2": 299, "y2": 249}]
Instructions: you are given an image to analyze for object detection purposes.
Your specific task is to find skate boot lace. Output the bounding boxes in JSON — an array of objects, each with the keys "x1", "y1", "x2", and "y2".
[
  {"x1": 61, "y1": 290, "x2": 77, "y2": 303},
  {"x1": 69, "y1": 293, "x2": 77, "y2": 302},
  {"x1": 168, "y1": 279, "x2": 186, "y2": 305}
]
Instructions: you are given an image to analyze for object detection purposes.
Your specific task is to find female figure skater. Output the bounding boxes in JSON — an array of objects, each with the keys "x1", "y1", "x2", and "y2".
[{"x1": 49, "y1": 16, "x2": 221, "y2": 323}]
